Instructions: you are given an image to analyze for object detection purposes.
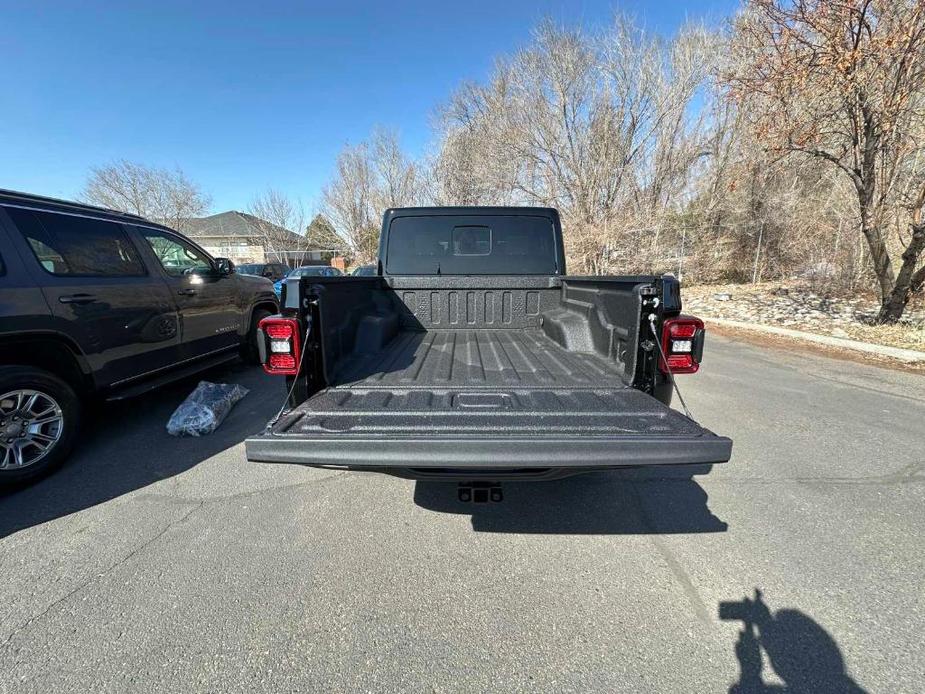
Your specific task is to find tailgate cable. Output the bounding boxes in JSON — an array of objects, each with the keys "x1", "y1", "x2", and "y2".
[{"x1": 647, "y1": 313, "x2": 694, "y2": 420}]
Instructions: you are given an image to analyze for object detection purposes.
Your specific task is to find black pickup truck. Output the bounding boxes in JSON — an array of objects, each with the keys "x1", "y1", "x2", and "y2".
[{"x1": 246, "y1": 207, "x2": 731, "y2": 481}]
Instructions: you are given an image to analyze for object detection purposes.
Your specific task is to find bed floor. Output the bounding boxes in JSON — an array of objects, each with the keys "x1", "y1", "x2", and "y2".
[{"x1": 332, "y1": 328, "x2": 628, "y2": 390}]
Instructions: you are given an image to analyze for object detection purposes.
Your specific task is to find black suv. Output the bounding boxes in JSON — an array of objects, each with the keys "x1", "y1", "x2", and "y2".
[{"x1": 0, "y1": 189, "x2": 279, "y2": 483}]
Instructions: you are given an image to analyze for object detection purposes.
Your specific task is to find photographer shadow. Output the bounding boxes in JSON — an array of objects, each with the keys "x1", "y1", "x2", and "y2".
[
  {"x1": 721, "y1": 589, "x2": 867, "y2": 693},
  {"x1": 413, "y1": 466, "x2": 727, "y2": 535}
]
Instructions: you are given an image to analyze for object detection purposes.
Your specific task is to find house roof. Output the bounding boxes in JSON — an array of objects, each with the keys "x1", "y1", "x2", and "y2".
[
  {"x1": 306, "y1": 213, "x2": 348, "y2": 251},
  {"x1": 185, "y1": 211, "x2": 312, "y2": 247}
]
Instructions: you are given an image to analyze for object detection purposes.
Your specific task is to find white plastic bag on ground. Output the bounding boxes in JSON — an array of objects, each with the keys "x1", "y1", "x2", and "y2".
[{"x1": 166, "y1": 381, "x2": 249, "y2": 437}]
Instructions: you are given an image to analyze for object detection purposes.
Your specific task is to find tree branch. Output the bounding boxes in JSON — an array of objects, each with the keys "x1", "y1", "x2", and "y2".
[{"x1": 787, "y1": 144, "x2": 861, "y2": 186}]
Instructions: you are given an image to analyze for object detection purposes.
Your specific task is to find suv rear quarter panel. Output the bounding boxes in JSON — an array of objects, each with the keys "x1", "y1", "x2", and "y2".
[
  {"x1": 0, "y1": 208, "x2": 94, "y2": 387},
  {"x1": 0, "y1": 206, "x2": 57, "y2": 335}
]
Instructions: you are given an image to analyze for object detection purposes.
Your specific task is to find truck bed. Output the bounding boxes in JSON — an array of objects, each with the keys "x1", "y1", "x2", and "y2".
[
  {"x1": 247, "y1": 326, "x2": 731, "y2": 477},
  {"x1": 246, "y1": 270, "x2": 732, "y2": 479},
  {"x1": 332, "y1": 328, "x2": 627, "y2": 389}
]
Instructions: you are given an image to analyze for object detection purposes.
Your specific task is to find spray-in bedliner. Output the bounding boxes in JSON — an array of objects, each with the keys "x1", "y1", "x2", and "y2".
[
  {"x1": 331, "y1": 329, "x2": 628, "y2": 389},
  {"x1": 248, "y1": 328, "x2": 731, "y2": 471}
]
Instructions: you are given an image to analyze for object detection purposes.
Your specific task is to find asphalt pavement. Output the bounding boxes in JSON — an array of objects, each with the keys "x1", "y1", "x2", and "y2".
[{"x1": 1, "y1": 335, "x2": 923, "y2": 693}]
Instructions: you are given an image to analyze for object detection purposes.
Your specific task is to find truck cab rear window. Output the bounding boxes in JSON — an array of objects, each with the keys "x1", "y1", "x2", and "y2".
[{"x1": 386, "y1": 215, "x2": 557, "y2": 275}]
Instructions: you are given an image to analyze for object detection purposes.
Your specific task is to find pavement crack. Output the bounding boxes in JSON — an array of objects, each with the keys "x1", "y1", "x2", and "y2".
[
  {"x1": 0, "y1": 499, "x2": 203, "y2": 657},
  {"x1": 626, "y1": 484, "x2": 711, "y2": 624},
  {"x1": 646, "y1": 535, "x2": 711, "y2": 624},
  {"x1": 705, "y1": 461, "x2": 925, "y2": 486},
  {"x1": 800, "y1": 372, "x2": 925, "y2": 405},
  {"x1": 137, "y1": 470, "x2": 350, "y2": 505},
  {"x1": 211, "y1": 471, "x2": 350, "y2": 502}
]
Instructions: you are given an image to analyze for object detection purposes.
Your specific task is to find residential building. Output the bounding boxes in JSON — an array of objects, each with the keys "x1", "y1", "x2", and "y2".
[{"x1": 184, "y1": 211, "x2": 344, "y2": 267}]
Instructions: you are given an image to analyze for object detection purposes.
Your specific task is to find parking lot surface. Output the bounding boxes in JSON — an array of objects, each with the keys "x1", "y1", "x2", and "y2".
[{"x1": 1, "y1": 335, "x2": 923, "y2": 692}]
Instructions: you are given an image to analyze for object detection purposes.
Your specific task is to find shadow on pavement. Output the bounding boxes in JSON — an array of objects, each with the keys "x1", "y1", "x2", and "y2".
[
  {"x1": 413, "y1": 466, "x2": 727, "y2": 534},
  {"x1": 0, "y1": 362, "x2": 284, "y2": 540},
  {"x1": 721, "y1": 589, "x2": 867, "y2": 693}
]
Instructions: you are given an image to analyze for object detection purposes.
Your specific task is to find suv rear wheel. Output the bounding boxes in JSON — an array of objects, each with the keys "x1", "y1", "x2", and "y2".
[{"x1": 0, "y1": 366, "x2": 80, "y2": 485}]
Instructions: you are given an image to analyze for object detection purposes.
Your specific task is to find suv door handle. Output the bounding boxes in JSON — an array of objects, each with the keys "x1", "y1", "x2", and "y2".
[
  {"x1": 58, "y1": 294, "x2": 97, "y2": 304},
  {"x1": 177, "y1": 288, "x2": 198, "y2": 296}
]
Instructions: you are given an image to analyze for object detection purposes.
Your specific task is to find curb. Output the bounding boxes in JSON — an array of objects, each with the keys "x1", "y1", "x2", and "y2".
[{"x1": 704, "y1": 318, "x2": 925, "y2": 363}]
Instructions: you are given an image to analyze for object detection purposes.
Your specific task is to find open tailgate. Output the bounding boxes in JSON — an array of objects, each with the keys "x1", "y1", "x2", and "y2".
[{"x1": 245, "y1": 386, "x2": 732, "y2": 473}]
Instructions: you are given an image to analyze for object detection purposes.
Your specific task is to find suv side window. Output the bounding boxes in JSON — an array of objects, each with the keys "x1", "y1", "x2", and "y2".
[
  {"x1": 139, "y1": 229, "x2": 213, "y2": 277},
  {"x1": 5, "y1": 207, "x2": 145, "y2": 276}
]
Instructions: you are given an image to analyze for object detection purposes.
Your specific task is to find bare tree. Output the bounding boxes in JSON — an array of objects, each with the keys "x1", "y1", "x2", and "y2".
[
  {"x1": 432, "y1": 16, "x2": 718, "y2": 273},
  {"x1": 314, "y1": 9, "x2": 925, "y2": 298},
  {"x1": 247, "y1": 189, "x2": 306, "y2": 265},
  {"x1": 322, "y1": 129, "x2": 423, "y2": 263},
  {"x1": 82, "y1": 160, "x2": 210, "y2": 232},
  {"x1": 370, "y1": 127, "x2": 422, "y2": 210},
  {"x1": 725, "y1": 0, "x2": 925, "y2": 322},
  {"x1": 322, "y1": 143, "x2": 378, "y2": 263}
]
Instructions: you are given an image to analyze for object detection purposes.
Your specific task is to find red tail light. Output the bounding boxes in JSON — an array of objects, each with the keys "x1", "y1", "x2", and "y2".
[
  {"x1": 268, "y1": 354, "x2": 297, "y2": 371},
  {"x1": 264, "y1": 322, "x2": 293, "y2": 340},
  {"x1": 259, "y1": 316, "x2": 301, "y2": 375},
  {"x1": 660, "y1": 316, "x2": 704, "y2": 375}
]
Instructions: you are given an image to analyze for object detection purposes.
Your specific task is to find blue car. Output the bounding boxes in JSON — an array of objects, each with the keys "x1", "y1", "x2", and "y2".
[{"x1": 273, "y1": 265, "x2": 344, "y2": 298}]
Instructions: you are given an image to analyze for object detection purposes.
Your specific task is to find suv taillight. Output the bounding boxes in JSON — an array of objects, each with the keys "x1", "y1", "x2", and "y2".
[
  {"x1": 660, "y1": 316, "x2": 705, "y2": 375},
  {"x1": 259, "y1": 316, "x2": 302, "y2": 375}
]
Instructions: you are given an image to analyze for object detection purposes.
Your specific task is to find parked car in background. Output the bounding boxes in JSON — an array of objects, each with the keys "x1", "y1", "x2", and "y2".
[
  {"x1": 237, "y1": 262, "x2": 290, "y2": 282},
  {"x1": 0, "y1": 189, "x2": 279, "y2": 484},
  {"x1": 273, "y1": 265, "x2": 344, "y2": 297},
  {"x1": 351, "y1": 264, "x2": 377, "y2": 276}
]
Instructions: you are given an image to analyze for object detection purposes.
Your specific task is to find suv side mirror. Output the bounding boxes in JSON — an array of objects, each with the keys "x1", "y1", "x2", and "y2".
[{"x1": 214, "y1": 257, "x2": 235, "y2": 275}]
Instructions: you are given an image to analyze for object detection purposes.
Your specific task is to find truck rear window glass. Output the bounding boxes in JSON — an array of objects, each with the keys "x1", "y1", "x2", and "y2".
[
  {"x1": 5, "y1": 207, "x2": 145, "y2": 277},
  {"x1": 386, "y1": 215, "x2": 557, "y2": 275}
]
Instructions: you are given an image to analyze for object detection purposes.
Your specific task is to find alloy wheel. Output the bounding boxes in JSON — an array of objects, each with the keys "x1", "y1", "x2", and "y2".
[{"x1": 0, "y1": 389, "x2": 64, "y2": 470}]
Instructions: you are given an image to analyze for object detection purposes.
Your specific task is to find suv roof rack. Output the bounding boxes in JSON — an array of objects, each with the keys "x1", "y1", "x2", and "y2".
[{"x1": 0, "y1": 188, "x2": 148, "y2": 222}]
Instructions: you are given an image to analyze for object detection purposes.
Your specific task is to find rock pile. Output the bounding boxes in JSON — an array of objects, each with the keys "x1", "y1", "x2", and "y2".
[{"x1": 682, "y1": 282, "x2": 925, "y2": 351}]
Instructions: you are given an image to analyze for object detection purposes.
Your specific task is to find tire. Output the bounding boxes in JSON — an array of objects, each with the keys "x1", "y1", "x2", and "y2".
[
  {"x1": 241, "y1": 307, "x2": 273, "y2": 364},
  {"x1": 0, "y1": 366, "x2": 80, "y2": 486}
]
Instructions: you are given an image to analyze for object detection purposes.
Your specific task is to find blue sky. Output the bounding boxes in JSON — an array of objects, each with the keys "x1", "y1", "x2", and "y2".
[{"x1": 0, "y1": 0, "x2": 738, "y2": 213}]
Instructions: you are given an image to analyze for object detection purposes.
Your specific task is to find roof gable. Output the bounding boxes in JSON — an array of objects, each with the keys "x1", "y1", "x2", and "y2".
[{"x1": 184, "y1": 211, "x2": 310, "y2": 247}]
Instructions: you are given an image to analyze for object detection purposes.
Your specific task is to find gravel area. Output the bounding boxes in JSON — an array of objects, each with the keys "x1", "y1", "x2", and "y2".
[{"x1": 684, "y1": 282, "x2": 925, "y2": 352}]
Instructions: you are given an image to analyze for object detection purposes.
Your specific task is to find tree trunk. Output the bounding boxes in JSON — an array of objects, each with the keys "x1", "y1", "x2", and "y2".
[
  {"x1": 877, "y1": 222, "x2": 925, "y2": 323},
  {"x1": 751, "y1": 225, "x2": 763, "y2": 284},
  {"x1": 853, "y1": 176, "x2": 898, "y2": 320},
  {"x1": 851, "y1": 109, "x2": 901, "y2": 320}
]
